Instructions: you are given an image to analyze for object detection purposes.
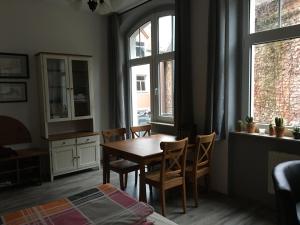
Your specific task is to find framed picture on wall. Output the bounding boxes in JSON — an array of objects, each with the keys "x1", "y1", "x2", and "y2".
[
  {"x1": 0, "y1": 53, "x2": 29, "y2": 78},
  {"x1": 0, "y1": 82, "x2": 27, "y2": 103}
]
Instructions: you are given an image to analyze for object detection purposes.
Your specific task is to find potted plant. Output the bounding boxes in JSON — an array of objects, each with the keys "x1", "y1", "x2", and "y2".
[
  {"x1": 293, "y1": 126, "x2": 300, "y2": 139},
  {"x1": 236, "y1": 120, "x2": 244, "y2": 132},
  {"x1": 269, "y1": 123, "x2": 275, "y2": 136},
  {"x1": 245, "y1": 116, "x2": 255, "y2": 133},
  {"x1": 274, "y1": 117, "x2": 285, "y2": 137}
]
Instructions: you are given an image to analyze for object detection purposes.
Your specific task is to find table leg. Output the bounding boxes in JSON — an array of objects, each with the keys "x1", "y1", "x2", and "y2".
[
  {"x1": 139, "y1": 162, "x2": 146, "y2": 202},
  {"x1": 103, "y1": 148, "x2": 108, "y2": 184}
]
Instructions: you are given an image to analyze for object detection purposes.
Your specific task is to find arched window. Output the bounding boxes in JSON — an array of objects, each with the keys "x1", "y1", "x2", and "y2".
[{"x1": 128, "y1": 12, "x2": 175, "y2": 126}]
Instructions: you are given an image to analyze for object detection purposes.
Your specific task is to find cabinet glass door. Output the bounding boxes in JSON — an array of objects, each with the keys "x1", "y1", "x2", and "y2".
[
  {"x1": 46, "y1": 58, "x2": 70, "y2": 121},
  {"x1": 70, "y1": 59, "x2": 91, "y2": 118}
]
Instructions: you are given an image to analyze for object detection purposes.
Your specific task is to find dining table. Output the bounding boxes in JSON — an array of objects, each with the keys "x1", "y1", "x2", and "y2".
[{"x1": 100, "y1": 133, "x2": 177, "y2": 202}]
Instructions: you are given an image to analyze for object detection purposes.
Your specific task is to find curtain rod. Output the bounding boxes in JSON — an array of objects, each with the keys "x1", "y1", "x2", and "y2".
[{"x1": 119, "y1": 0, "x2": 152, "y2": 15}]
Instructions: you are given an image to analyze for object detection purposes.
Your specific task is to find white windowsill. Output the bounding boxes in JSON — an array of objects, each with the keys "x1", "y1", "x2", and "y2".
[{"x1": 150, "y1": 121, "x2": 174, "y2": 127}]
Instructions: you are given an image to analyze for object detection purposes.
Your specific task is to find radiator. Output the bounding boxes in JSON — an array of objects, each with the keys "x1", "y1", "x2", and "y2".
[{"x1": 268, "y1": 151, "x2": 300, "y2": 194}]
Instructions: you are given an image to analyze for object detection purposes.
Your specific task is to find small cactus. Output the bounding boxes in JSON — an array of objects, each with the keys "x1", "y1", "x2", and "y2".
[
  {"x1": 293, "y1": 126, "x2": 300, "y2": 133},
  {"x1": 275, "y1": 117, "x2": 284, "y2": 127},
  {"x1": 245, "y1": 116, "x2": 254, "y2": 124}
]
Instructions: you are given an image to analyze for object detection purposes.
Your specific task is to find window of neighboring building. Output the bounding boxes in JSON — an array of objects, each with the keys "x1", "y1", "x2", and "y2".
[
  {"x1": 243, "y1": 0, "x2": 300, "y2": 126},
  {"x1": 136, "y1": 42, "x2": 145, "y2": 57},
  {"x1": 136, "y1": 75, "x2": 146, "y2": 91},
  {"x1": 128, "y1": 12, "x2": 175, "y2": 126}
]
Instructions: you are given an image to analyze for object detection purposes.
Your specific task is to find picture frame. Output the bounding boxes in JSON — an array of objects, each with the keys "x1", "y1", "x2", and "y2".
[
  {"x1": 0, "y1": 53, "x2": 29, "y2": 78},
  {"x1": 0, "y1": 82, "x2": 27, "y2": 103}
]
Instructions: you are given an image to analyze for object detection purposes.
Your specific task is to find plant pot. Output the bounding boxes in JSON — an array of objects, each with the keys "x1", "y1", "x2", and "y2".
[
  {"x1": 269, "y1": 126, "x2": 275, "y2": 136},
  {"x1": 246, "y1": 123, "x2": 256, "y2": 133},
  {"x1": 275, "y1": 126, "x2": 285, "y2": 137},
  {"x1": 293, "y1": 132, "x2": 300, "y2": 139}
]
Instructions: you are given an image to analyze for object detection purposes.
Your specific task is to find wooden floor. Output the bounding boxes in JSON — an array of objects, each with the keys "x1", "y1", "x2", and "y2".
[{"x1": 0, "y1": 169, "x2": 276, "y2": 225}]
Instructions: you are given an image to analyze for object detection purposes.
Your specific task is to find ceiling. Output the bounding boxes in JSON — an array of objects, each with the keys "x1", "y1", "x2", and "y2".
[{"x1": 67, "y1": 0, "x2": 150, "y2": 15}]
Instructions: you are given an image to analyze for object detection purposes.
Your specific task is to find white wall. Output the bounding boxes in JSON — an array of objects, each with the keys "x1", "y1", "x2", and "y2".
[
  {"x1": 0, "y1": 0, "x2": 109, "y2": 146},
  {"x1": 191, "y1": 0, "x2": 228, "y2": 194}
]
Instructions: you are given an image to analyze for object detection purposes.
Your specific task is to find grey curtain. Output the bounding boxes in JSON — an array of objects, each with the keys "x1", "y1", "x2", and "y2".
[
  {"x1": 205, "y1": 0, "x2": 241, "y2": 139},
  {"x1": 107, "y1": 14, "x2": 129, "y2": 129},
  {"x1": 205, "y1": 0, "x2": 226, "y2": 139},
  {"x1": 174, "y1": 0, "x2": 194, "y2": 133}
]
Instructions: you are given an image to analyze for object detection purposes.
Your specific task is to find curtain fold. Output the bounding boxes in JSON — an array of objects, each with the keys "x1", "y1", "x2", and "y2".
[
  {"x1": 174, "y1": 0, "x2": 194, "y2": 134},
  {"x1": 205, "y1": 0, "x2": 241, "y2": 139},
  {"x1": 205, "y1": 0, "x2": 226, "y2": 139},
  {"x1": 107, "y1": 14, "x2": 129, "y2": 129}
]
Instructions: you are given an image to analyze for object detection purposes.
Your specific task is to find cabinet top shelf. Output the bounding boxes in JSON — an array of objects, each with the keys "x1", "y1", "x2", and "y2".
[{"x1": 46, "y1": 131, "x2": 99, "y2": 141}]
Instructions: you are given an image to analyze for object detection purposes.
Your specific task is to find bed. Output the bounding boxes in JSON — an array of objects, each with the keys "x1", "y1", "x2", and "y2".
[{"x1": 0, "y1": 183, "x2": 177, "y2": 225}]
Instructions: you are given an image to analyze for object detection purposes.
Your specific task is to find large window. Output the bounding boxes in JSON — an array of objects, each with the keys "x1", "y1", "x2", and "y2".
[
  {"x1": 128, "y1": 12, "x2": 175, "y2": 126},
  {"x1": 244, "y1": 0, "x2": 300, "y2": 126}
]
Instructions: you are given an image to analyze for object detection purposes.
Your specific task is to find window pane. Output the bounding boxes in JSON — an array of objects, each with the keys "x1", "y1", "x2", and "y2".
[
  {"x1": 159, "y1": 16, "x2": 175, "y2": 53},
  {"x1": 159, "y1": 60, "x2": 174, "y2": 118},
  {"x1": 131, "y1": 65, "x2": 151, "y2": 125},
  {"x1": 250, "y1": 0, "x2": 280, "y2": 33},
  {"x1": 252, "y1": 38, "x2": 300, "y2": 126},
  {"x1": 282, "y1": 0, "x2": 300, "y2": 27},
  {"x1": 129, "y1": 22, "x2": 151, "y2": 59}
]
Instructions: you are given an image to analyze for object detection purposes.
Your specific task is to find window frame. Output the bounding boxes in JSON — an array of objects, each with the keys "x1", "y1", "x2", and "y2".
[
  {"x1": 242, "y1": 0, "x2": 300, "y2": 127},
  {"x1": 127, "y1": 10, "x2": 175, "y2": 125}
]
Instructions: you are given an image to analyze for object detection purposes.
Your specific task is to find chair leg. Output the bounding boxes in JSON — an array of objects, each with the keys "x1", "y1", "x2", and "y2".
[
  {"x1": 134, "y1": 170, "x2": 138, "y2": 186},
  {"x1": 124, "y1": 173, "x2": 128, "y2": 188},
  {"x1": 182, "y1": 182, "x2": 186, "y2": 214},
  {"x1": 119, "y1": 173, "x2": 125, "y2": 190},
  {"x1": 160, "y1": 189, "x2": 166, "y2": 216},
  {"x1": 193, "y1": 178, "x2": 198, "y2": 207}
]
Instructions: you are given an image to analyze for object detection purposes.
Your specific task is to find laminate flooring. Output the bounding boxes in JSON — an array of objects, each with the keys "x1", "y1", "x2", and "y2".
[{"x1": 0, "y1": 169, "x2": 276, "y2": 225}]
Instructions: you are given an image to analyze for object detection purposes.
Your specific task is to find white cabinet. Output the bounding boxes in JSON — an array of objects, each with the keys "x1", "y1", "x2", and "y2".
[
  {"x1": 38, "y1": 53, "x2": 94, "y2": 123},
  {"x1": 37, "y1": 53, "x2": 99, "y2": 181},
  {"x1": 50, "y1": 135, "x2": 100, "y2": 181}
]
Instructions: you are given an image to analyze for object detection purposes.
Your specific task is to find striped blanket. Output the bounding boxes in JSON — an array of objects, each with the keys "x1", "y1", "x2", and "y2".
[{"x1": 0, "y1": 184, "x2": 154, "y2": 225}]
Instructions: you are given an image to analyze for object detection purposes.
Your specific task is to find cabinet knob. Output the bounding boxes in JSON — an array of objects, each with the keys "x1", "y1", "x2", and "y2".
[
  {"x1": 62, "y1": 142, "x2": 66, "y2": 145},
  {"x1": 86, "y1": 139, "x2": 90, "y2": 142}
]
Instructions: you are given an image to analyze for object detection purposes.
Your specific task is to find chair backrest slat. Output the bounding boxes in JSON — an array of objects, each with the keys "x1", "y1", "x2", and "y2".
[
  {"x1": 194, "y1": 132, "x2": 216, "y2": 171},
  {"x1": 102, "y1": 128, "x2": 126, "y2": 143},
  {"x1": 130, "y1": 124, "x2": 151, "y2": 139},
  {"x1": 160, "y1": 138, "x2": 188, "y2": 184}
]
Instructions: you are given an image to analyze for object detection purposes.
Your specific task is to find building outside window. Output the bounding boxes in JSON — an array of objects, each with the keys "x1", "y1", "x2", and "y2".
[
  {"x1": 243, "y1": 0, "x2": 300, "y2": 126},
  {"x1": 128, "y1": 12, "x2": 175, "y2": 126}
]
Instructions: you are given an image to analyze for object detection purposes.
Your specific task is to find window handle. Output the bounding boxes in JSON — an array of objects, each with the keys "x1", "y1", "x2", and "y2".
[{"x1": 154, "y1": 88, "x2": 158, "y2": 96}]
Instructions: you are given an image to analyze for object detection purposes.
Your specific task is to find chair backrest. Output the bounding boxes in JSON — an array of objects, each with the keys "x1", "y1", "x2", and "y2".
[
  {"x1": 193, "y1": 132, "x2": 216, "y2": 171},
  {"x1": 102, "y1": 128, "x2": 126, "y2": 143},
  {"x1": 272, "y1": 160, "x2": 300, "y2": 225},
  {"x1": 160, "y1": 138, "x2": 188, "y2": 183},
  {"x1": 130, "y1": 124, "x2": 151, "y2": 138}
]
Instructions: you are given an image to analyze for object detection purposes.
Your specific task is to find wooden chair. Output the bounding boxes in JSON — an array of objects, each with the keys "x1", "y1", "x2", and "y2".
[
  {"x1": 130, "y1": 124, "x2": 151, "y2": 138},
  {"x1": 145, "y1": 138, "x2": 188, "y2": 216},
  {"x1": 102, "y1": 128, "x2": 139, "y2": 190},
  {"x1": 185, "y1": 132, "x2": 216, "y2": 207}
]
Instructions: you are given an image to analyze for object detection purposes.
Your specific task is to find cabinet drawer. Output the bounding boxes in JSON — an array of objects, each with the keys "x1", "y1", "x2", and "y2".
[
  {"x1": 77, "y1": 135, "x2": 98, "y2": 145},
  {"x1": 52, "y1": 138, "x2": 76, "y2": 148}
]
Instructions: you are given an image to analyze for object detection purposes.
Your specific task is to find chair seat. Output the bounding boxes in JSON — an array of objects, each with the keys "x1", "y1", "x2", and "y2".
[
  {"x1": 145, "y1": 170, "x2": 183, "y2": 189},
  {"x1": 185, "y1": 161, "x2": 209, "y2": 180},
  {"x1": 109, "y1": 159, "x2": 139, "y2": 173}
]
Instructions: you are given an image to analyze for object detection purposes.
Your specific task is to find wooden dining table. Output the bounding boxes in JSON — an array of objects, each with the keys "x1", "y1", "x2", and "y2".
[{"x1": 101, "y1": 133, "x2": 177, "y2": 202}]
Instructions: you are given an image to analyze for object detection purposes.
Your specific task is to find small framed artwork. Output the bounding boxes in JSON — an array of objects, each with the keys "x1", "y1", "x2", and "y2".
[
  {"x1": 0, "y1": 82, "x2": 27, "y2": 103},
  {"x1": 0, "y1": 53, "x2": 29, "y2": 78}
]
